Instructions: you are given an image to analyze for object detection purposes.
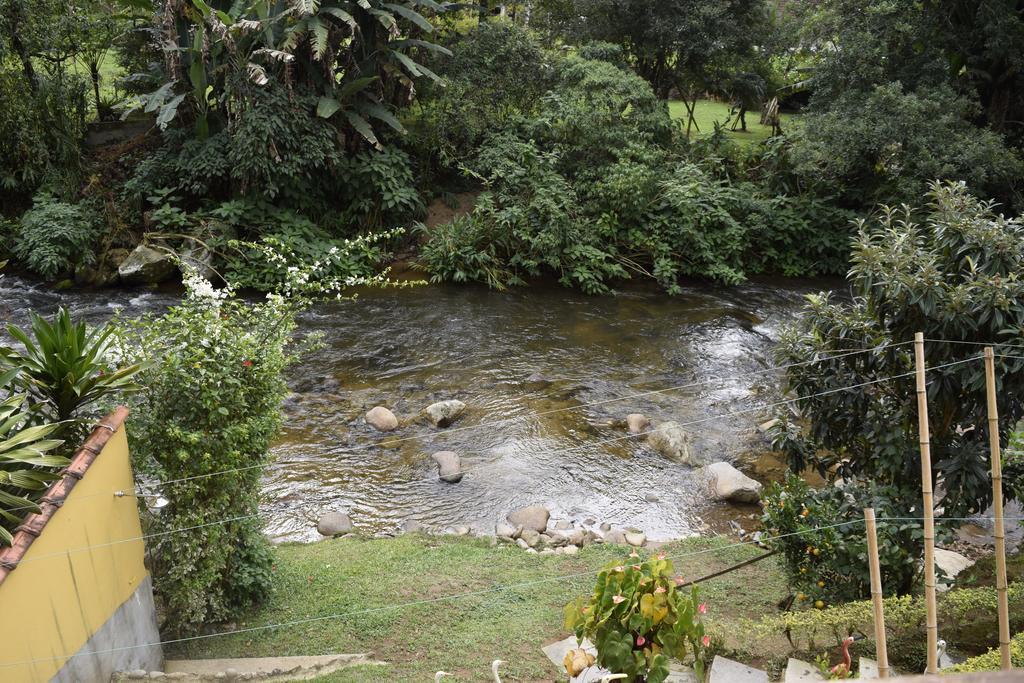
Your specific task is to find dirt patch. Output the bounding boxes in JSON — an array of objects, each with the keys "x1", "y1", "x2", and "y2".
[{"x1": 423, "y1": 191, "x2": 480, "y2": 229}]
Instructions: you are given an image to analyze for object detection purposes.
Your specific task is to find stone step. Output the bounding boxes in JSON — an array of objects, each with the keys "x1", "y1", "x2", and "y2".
[
  {"x1": 708, "y1": 655, "x2": 768, "y2": 683},
  {"x1": 783, "y1": 657, "x2": 826, "y2": 682}
]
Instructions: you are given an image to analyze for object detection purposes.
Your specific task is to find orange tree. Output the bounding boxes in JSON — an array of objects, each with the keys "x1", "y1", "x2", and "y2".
[{"x1": 774, "y1": 180, "x2": 1024, "y2": 519}]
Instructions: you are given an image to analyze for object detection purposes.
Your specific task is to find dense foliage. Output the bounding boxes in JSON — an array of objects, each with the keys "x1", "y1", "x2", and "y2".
[
  {"x1": 0, "y1": 307, "x2": 141, "y2": 543},
  {"x1": 761, "y1": 474, "x2": 924, "y2": 606},
  {"x1": 118, "y1": 273, "x2": 306, "y2": 633},
  {"x1": 565, "y1": 552, "x2": 709, "y2": 683},
  {"x1": 776, "y1": 181, "x2": 1024, "y2": 518},
  {"x1": 12, "y1": 194, "x2": 100, "y2": 279},
  {"x1": 414, "y1": 26, "x2": 855, "y2": 293}
]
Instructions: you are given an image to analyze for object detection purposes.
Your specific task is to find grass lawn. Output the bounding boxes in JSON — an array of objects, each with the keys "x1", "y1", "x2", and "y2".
[
  {"x1": 669, "y1": 99, "x2": 796, "y2": 145},
  {"x1": 166, "y1": 534, "x2": 788, "y2": 682}
]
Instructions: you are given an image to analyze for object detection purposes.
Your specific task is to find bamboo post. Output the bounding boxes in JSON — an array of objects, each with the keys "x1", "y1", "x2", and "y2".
[
  {"x1": 914, "y1": 332, "x2": 939, "y2": 674},
  {"x1": 984, "y1": 347, "x2": 1012, "y2": 671},
  {"x1": 864, "y1": 508, "x2": 890, "y2": 678}
]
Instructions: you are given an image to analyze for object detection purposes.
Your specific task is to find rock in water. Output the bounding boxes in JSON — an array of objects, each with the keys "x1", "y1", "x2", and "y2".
[
  {"x1": 706, "y1": 462, "x2": 762, "y2": 503},
  {"x1": 317, "y1": 512, "x2": 352, "y2": 537},
  {"x1": 365, "y1": 406, "x2": 399, "y2": 432},
  {"x1": 431, "y1": 451, "x2": 463, "y2": 483},
  {"x1": 507, "y1": 504, "x2": 550, "y2": 533},
  {"x1": 648, "y1": 421, "x2": 694, "y2": 464},
  {"x1": 626, "y1": 413, "x2": 650, "y2": 433},
  {"x1": 118, "y1": 244, "x2": 177, "y2": 286},
  {"x1": 424, "y1": 399, "x2": 466, "y2": 427}
]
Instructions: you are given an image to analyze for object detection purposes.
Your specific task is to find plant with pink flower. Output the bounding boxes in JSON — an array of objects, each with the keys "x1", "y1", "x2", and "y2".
[{"x1": 565, "y1": 554, "x2": 711, "y2": 682}]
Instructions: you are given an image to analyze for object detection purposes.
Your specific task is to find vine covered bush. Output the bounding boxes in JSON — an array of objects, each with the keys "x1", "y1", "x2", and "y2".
[
  {"x1": 118, "y1": 248, "x2": 399, "y2": 634},
  {"x1": 760, "y1": 474, "x2": 925, "y2": 606},
  {"x1": 119, "y1": 275, "x2": 300, "y2": 633},
  {"x1": 565, "y1": 552, "x2": 710, "y2": 682}
]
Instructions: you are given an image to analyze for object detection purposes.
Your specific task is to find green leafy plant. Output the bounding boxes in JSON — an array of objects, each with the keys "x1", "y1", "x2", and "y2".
[
  {"x1": 776, "y1": 181, "x2": 1024, "y2": 519},
  {"x1": 0, "y1": 374, "x2": 67, "y2": 545},
  {"x1": 1, "y1": 307, "x2": 143, "y2": 424},
  {"x1": 761, "y1": 474, "x2": 926, "y2": 607},
  {"x1": 565, "y1": 552, "x2": 709, "y2": 682},
  {"x1": 12, "y1": 193, "x2": 101, "y2": 279},
  {"x1": 117, "y1": 247, "x2": 399, "y2": 635}
]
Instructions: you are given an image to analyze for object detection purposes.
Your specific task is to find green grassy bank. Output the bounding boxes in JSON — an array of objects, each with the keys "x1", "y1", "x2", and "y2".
[
  {"x1": 669, "y1": 99, "x2": 797, "y2": 144},
  {"x1": 166, "y1": 534, "x2": 787, "y2": 682}
]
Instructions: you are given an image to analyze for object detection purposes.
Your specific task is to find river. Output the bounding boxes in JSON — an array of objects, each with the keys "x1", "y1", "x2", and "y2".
[{"x1": 0, "y1": 275, "x2": 839, "y2": 543}]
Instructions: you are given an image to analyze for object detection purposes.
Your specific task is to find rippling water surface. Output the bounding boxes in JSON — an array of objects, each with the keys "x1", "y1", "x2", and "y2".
[{"x1": 1, "y1": 275, "x2": 839, "y2": 542}]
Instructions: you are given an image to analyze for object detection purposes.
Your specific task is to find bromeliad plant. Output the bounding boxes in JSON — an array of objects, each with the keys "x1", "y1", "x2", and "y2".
[
  {"x1": 0, "y1": 307, "x2": 143, "y2": 424},
  {"x1": 564, "y1": 552, "x2": 710, "y2": 683}
]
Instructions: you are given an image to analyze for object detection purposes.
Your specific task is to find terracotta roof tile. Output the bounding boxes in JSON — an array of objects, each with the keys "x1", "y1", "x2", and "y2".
[{"x1": 0, "y1": 407, "x2": 129, "y2": 587}]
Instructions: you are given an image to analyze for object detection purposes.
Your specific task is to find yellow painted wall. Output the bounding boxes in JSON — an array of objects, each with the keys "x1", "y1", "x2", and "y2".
[{"x1": 0, "y1": 427, "x2": 149, "y2": 683}]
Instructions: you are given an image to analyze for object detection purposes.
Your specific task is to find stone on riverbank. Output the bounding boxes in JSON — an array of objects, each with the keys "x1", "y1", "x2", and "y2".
[
  {"x1": 365, "y1": 406, "x2": 398, "y2": 432},
  {"x1": 425, "y1": 400, "x2": 466, "y2": 427},
  {"x1": 706, "y1": 462, "x2": 762, "y2": 503},
  {"x1": 431, "y1": 451, "x2": 463, "y2": 483},
  {"x1": 317, "y1": 512, "x2": 353, "y2": 537},
  {"x1": 118, "y1": 244, "x2": 177, "y2": 286},
  {"x1": 626, "y1": 413, "x2": 650, "y2": 433},
  {"x1": 495, "y1": 521, "x2": 518, "y2": 540},
  {"x1": 507, "y1": 505, "x2": 550, "y2": 533},
  {"x1": 648, "y1": 421, "x2": 694, "y2": 464}
]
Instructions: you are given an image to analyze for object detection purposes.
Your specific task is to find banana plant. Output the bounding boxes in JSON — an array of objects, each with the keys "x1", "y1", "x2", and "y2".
[
  {"x1": 146, "y1": 0, "x2": 449, "y2": 147},
  {"x1": 0, "y1": 385, "x2": 67, "y2": 545},
  {"x1": 0, "y1": 308, "x2": 143, "y2": 423}
]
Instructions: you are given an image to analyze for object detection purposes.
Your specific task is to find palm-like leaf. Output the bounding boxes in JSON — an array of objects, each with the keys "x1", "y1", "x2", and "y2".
[{"x1": 0, "y1": 394, "x2": 66, "y2": 545}]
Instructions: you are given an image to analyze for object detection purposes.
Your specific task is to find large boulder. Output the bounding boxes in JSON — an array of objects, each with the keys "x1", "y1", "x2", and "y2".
[
  {"x1": 365, "y1": 406, "x2": 399, "y2": 432},
  {"x1": 934, "y1": 548, "x2": 975, "y2": 591},
  {"x1": 424, "y1": 399, "x2": 466, "y2": 427},
  {"x1": 317, "y1": 512, "x2": 353, "y2": 537},
  {"x1": 706, "y1": 462, "x2": 762, "y2": 503},
  {"x1": 507, "y1": 504, "x2": 550, "y2": 533},
  {"x1": 648, "y1": 421, "x2": 694, "y2": 465},
  {"x1": 118, "y1": 244, "x2": 177, "y2": 286},
  {"x1": 431, "y1": 451, "x2": 463, "y2": 483}
]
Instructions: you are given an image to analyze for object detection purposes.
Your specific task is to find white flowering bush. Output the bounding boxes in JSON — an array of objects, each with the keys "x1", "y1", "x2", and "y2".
[{"x1": 117, "y1": 240, "x2": 409, "y2": 634}]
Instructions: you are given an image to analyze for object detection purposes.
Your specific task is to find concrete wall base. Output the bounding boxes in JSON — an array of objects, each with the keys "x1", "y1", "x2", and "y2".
[{"x1": 52, "y1": 575, "x2": 162, "y2": 683}]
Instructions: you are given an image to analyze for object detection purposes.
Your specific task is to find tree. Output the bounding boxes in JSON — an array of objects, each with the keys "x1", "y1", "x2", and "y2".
[
  {"x1": 545, "y1": 0, "x2": 766, "y2": 135},
  {"x1": 775, "y1": 181, "x2": 1024, "y2": 518}
]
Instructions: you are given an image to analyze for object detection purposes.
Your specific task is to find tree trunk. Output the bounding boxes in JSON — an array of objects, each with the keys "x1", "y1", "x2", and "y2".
[
  {"x1": 90, "y1": 60, "x2": 103, "y2": 119},
  {"x1": 10, "y1": 33, "x2": 38, "y2": 94}
]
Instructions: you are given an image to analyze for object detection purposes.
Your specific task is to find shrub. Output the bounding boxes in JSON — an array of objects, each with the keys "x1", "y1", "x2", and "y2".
[
  {"x1": 792, "y1": 83, "x2": 1023, "y2": 209},
  {"x1": 12, "y1": 194, "x2": 101, "y2": 279},
  {"x1": 411, "y1": 21, "x2": 554, "y2": 170},
  {"x1": 565, "y1": 552, "x2": 710, "y2": 682},
  {"x1": 415, "y1": 214, "x2": 521, "y2": 290},
  {"x1": 118, "y1": 253, "x2": 396, "y2": 634},
  {"x1": 1006, "y1": 425, "x2": 1024, "y2": 505},
  {"x1": 761, "y1": 474, "x2": 925, "y2": 606},
  {"x1": 0, "y1": 70, "x2": 88, "y2": 204},
  {"x1": 119, "y1": 276, "x2": 307, "y2": 634},
  {"x1": 332, "y1": 147, "x2": 423, "y2": 232},
  {"x1": 776, "y1": 181, "x2": 1024, "y2": 518},
  {"x1": 947, "y1": 632, "x2": 1024, "y2": 672},
  {"x1": 746, "y1": 582, "x2": 1024, "y2": 671}
]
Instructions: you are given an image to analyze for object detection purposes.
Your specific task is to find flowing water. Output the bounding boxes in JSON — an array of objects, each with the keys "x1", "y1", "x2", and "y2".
[{"x1": 0, "y1": 275, "x2": 840, "y2": 543}]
